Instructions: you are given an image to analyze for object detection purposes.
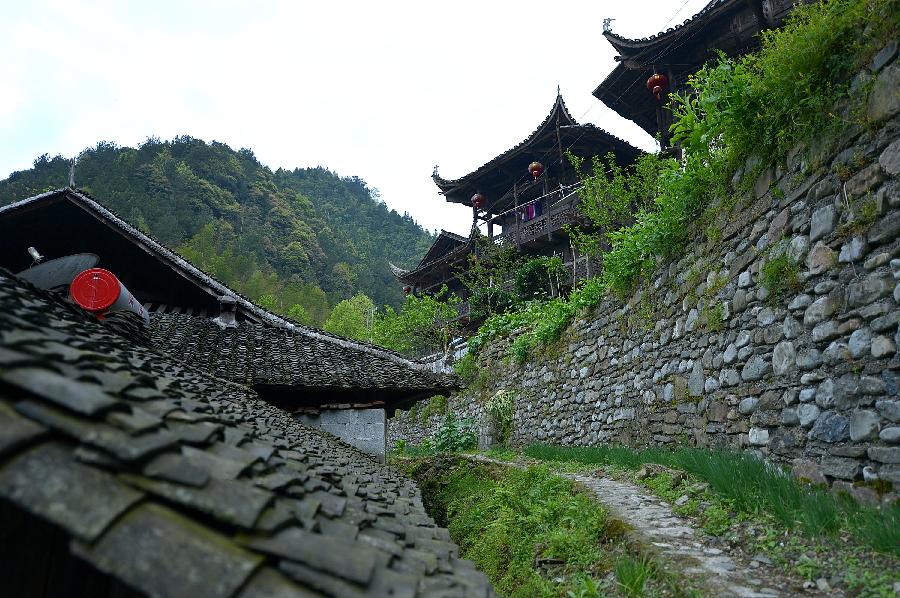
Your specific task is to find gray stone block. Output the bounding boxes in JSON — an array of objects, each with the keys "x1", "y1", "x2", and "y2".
[
  {"x1": 297, "y1": 408, "x2": 387, "y2": 462},
  {"x1": 809, "y1": 205, "x2": 835, "y2": 242}
]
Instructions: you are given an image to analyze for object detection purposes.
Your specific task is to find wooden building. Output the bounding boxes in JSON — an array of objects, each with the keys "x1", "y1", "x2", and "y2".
[
  {"x1": 398, "y1": 94, "x2": 640, "y2": 311},
  {"x1": 594, "y1": 0, "x2": 813, "y2": 147}
]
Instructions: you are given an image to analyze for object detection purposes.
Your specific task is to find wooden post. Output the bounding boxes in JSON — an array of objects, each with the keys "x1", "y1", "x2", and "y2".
[
  {"x1": 514, "y1": 182, "x2": 520, "y2": 247},
  {"x1": 556, "y1": 107, "x2": 565, "y2": 181}
]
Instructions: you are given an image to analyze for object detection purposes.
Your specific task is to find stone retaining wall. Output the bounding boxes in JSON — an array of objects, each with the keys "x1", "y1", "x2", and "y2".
[{"x1": 391, "y1": 49, "x2": 900, "y2": 501}]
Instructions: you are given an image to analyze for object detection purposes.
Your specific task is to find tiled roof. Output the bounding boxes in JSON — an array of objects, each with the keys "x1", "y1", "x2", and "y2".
[
  {"x1": 0, "y1": 188, "x2": 460, "y2": 399},
  {"x1": 0, "y1": 188, "x2": 295, "y2": 328},
  {"x1": 0, "y1": 270, "x2": 493, "y2": 597},
  {"x1": 602, "y1": 0, "x2": 733, "y2": 54},
  {"x1": 149, "y1": 313, "x2": 460, "y2": 401},
  {"x1": 432, "y1": 93, "x2": 639, "y2": 198}
]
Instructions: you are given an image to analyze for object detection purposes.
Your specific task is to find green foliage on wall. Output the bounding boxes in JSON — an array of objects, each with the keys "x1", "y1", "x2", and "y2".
[{"x1": 461, "y1": 0, "x2": 899, "y2": 364}]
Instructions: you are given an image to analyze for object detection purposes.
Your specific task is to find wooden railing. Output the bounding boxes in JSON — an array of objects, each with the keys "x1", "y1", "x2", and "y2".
[{"x1": 492, "y1": 189, "x2": 584, "y2": 246}]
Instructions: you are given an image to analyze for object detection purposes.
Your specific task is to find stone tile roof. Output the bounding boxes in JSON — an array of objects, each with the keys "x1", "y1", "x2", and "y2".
[
  {"x1": 149, "y1": 313, "x2": 460, "y2": 401},
  {"x1": 602, "y1": 0, "x2": 733, "y2": 54},
  {"x1": 0, "y1": 271, "x2": 493, "y2": 597},
  {"x1": 0, "y1": 188, "x2": 461, "y2": 401}
]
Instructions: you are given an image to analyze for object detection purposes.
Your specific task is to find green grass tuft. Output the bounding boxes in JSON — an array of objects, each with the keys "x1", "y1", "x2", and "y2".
[{"x1": 523, "y1": 444, "x2": 899, "y2": 556}]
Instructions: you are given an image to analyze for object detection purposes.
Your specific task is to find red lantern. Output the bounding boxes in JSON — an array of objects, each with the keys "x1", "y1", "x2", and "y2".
[
  {"x1": 646, "y1": 73, "x2": 668, "y2": 101},
  {"x1": 471, "y1": 193, "x2": 486, "y2": 209},
  {"x1": 528, "y1": 161, "x2": 544, "y2": 180},
  {"x1": 403, "y1": 286, "x2": 411, "y2": 294}
]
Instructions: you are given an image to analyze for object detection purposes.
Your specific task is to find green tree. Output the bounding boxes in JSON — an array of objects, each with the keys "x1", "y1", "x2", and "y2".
[
  {"x1": 372, "y1": 287, "x2": 461, "y2": 355},
  {"x1": 323, "y1": 293, "x2": 375, "y2": 340}
]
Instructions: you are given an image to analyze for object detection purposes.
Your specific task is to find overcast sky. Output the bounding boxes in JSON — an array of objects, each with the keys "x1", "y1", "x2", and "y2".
[{"x1": 1, "y1": 0, "x2": 710, "y2": 236}]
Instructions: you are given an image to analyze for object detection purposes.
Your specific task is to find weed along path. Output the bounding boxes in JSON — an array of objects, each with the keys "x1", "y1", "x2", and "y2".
[
  {"x1": 468, "y1": 455, "x2": 800, "y2": 598},
  {"x1": 562, "y1": 472, "x2": 783, "y2": 598}
]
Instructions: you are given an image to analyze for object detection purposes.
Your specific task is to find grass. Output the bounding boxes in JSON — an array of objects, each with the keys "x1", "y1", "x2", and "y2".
[
  {"x1": 760, "y1": 252, "x2": 802, "y2": 305},
  {"x1": 614, "y1": 555, "x2": 655, "y2": 597},
  {"x1": 523, "y1": 444, "x2": 899, "y2": 556},
  {"x1": 402, "y1": 456, "x2": 695, "y2": 597}
]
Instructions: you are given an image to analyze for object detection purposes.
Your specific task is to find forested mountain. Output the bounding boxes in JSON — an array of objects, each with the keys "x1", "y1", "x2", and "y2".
[{"x1": 0, "y1": 137, "x2": 434, "y2": 324}]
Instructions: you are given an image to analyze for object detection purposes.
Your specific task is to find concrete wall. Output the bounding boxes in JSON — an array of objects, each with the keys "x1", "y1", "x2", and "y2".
[
  {"x1": 298, "y1": 408, "x2": 387, "y2": 462},
  {"x1": 391, "y1": 49, "x2": 900, "y2": 503}
]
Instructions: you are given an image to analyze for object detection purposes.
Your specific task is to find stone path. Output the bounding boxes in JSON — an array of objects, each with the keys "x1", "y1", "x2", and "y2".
[{"x1": 469, "y1": 455, "x2": 789, "y2": 597}]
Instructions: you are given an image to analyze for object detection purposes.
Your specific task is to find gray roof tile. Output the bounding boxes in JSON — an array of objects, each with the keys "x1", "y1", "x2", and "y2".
[
  {"x1": 238, "y1": 568, "x2": 324, "y2": 598},
  {"x1": 243, "y1": 528, "x2": 377, "y2": 584},
  {"x1": 72, "y1": 503, "x2": 263, "y2": 598},
  {"x1": 106, "y1": 406, "x2": 165, "y2": 434},
  {"x1": 142, "y1": 452, "x2": 211, "y2": 487},
  {"x1": 16, "y1": 400, "x2": 179, "y2": 461},
  {"x1": 0, "y1": 401, "x2": 47, "y2": 457},
  {"x1": 124, "y1": 475, "x2": 273, "y2": 529},
  {"x1": 0, "y1": 442, "x2": 142, "y2": 541},
  {"x1": 149, "y1": 312, "x2": 460, "y2": 405},
  {"x1": 1, "y1": 368, "x2": 118, "y2": 415}
]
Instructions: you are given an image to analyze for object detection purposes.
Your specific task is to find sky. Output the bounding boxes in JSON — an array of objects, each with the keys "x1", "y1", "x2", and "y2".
[{"x1": 1, "y1": 0, "x2": 711, "y2": 236}]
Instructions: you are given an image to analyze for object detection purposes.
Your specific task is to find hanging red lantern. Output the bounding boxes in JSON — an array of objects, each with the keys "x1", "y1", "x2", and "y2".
[
  {"x1": 403, "y1": 286, "x2": 411, "y2": 295},
  {"x1": 528, "y1": 161, "x2": 544, "y2": 180},
  {"x1": 646, "y1": 73, "x2": 668, "y2": 101},
  {"x1": 471, "y1": 193, "x2": 486, "y2": 209}
]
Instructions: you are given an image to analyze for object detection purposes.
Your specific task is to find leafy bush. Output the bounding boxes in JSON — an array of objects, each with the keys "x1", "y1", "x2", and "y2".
[
  {"x1": 452, "y1": 352, "x2": 477, "y2": 383},
  {"x1": 468, "y1": 285, "x2": 518, "y2": 322},
  {"x1": 372, "y1": 285, "x2": 461, "y2": 356},
  {"x1": 514, "y1": 255, "x2": 569, "y2": 301},
  {"x1": 672, "y1": 0, "x2": 899, "y2": 168},
  {"x1": 419, "y1": 395, "x2": 449, "y2": 420},
  {"x1": 431, "y1": 413, "x2": 477, "y2": 453}
]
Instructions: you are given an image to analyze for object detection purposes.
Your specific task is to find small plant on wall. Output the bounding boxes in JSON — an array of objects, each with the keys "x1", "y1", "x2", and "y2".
[
  {"x1": 760, "y1": 252, "x2": 802, "y2": 305},
  {"x1": 485, "y1": 389, "x2": 515, "y2": 445}
]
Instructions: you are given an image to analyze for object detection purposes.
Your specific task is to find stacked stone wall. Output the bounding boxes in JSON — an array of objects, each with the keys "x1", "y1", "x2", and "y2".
[{"x1": 391, "y1": 49, "x2": 900, "y2": 500}]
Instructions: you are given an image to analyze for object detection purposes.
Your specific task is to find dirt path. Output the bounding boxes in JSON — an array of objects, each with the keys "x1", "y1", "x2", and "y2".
[{"x1": 469, "y1": 455, "x2": 804, "y2": 597}]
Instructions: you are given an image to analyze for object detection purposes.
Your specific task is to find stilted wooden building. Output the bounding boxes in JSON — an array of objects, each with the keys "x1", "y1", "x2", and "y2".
[{"x1": 396, "y1": 93, "x2": 640, "y2": 316}]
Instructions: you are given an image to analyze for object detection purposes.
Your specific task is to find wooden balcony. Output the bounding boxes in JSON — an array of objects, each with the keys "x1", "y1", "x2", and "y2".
[{"x1": 491, "y1": 187, "x2": 585, "y2": 247}]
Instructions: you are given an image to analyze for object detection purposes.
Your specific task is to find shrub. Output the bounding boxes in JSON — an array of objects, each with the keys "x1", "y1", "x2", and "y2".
[
  {"x1": 431, "y1": 413, "x2": 477, "y2": 453},
  {"x1": 514, "y1": 255, "x2": 569, "y2": 301},
  {"x1": 452, "y1": 352, "x2": 477, "y2": 383}
]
